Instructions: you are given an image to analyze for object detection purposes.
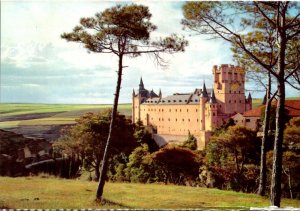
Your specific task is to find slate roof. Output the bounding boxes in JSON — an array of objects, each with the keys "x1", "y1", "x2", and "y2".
[{"x1": 143, "y1": 88, "x2": 213, "y2": 105}]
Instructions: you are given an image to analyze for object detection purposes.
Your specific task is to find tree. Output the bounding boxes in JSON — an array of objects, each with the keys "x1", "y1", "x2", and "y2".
[
  {"x1": 206, "y1": 125, "x2": 260, "y2": 191},
  {"x1": 180, "y1": 131, "x2": 197, "y2": 150},
  {"x1": 62, "y1": 4, "x2": 187, "y2": 200},
  {"x1": 182, "y1": 2, "x2": 300, "y2": 206},
  {"x1": 53, "y1": 110, "x2": 136, "y2": 180},
  {"x1": 152, "y1": 145, "x2": 201, "y2": 185}
]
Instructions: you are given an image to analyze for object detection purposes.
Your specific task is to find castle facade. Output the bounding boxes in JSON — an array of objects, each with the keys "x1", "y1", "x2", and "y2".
[{"x1": 132, "y1": 64, "x2": 252, "y2": 149}]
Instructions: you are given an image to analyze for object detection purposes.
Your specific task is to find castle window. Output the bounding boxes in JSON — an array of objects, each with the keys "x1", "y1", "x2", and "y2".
[
  {"x1": 168, "y1": 118, "x2": 170, "y2": 121},
  {"x1": 239, "y1": 91, "x2": 240, "y2": 93},
  {"x1": 246, "y1": 119, "x2": 250, "y2": 122},
  {"x1": 196, "y1": 109, "x2": 198, "y2": 112},
  {"x1": 162, "y1": 109, "x2": 164, "y2": 112},
  {"x1": 180, "y1": 109, "x2": 181, "y2": 112},
  {"x1": 169, "y1": 109, "x2": 171, "y2": 112},
  {"x1": 155, "y1": 101, "x2": 157, "y2": 103},
  {"x1": 173, "y1": 100, "x2": 176, "y2": 102},
  {"x1": 188, "y1": 119, "x2": 190, "y2": 122},
  {"x1": 229, "y1": 90, "x2": 231, "y2": 94},
  {"x1": 195, "y1": 99, "x2": 198, "y2": 102},
  {"x1": 239, "y1": 100, "x2": 242, "y2": 103},
  {"x1": 185, "y1": 100, "x2": 187, "y2": 102},
  {"x1": 187, "y1": 109, "x2": 189, "y2": 112},
  {"x1": 182, "y1": 119, "x2": 184, "y2": 121},
  {"x1": 175, "y1": 109, "x2": 177, "y2": 112},
  {"x1": 176, "y1": 118, "x2": 177, "y2": 121},
  {"x1": 159, "y1": 109, "x2": 160, "y2": 112},
  {"x1": 197, "y1": 119, "x2": 199, "y2": 122},
  {"x1": 168, "y1": 100, "x2": 171, "y2": 102},
  {"x1": 159, "y1": 118, "x2": 160, "y2": 121},
  {"x1": 229, "y1": 100, "x2": 231, "y2": 103},
  {"x1": 234, "y1": 100, "x2": 236, "y2": 103},
  {"x1": 162, "y1": 100, "x2": 165, "y2": 103},
  {"x1": 162, "y1": 118, "x2": 164, "y2": 121},
  {"x1": 179, "y1": 100, "x2": 182, "y2": 102},
  {"x1": 213, "y1": 112, "x2": 215, "y2": 116}
]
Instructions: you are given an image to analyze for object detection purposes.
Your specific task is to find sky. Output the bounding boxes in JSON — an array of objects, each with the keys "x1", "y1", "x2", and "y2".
[{"x1": 1, "y1": 1, "x2": 299, "y2": 104}]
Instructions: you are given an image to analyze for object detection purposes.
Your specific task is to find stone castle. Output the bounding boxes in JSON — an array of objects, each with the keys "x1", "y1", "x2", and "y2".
[{"x1": 132, "y1": 64, "x2": 252, "y2": 149}]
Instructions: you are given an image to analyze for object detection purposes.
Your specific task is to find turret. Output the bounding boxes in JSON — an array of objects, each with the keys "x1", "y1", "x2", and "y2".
[
  {"x1": 247, "y1": 92, "x2": 252, "y2": 101},
  {"x1": 200, "y1": 81, "x2": 209, "y2": 98},
  {"x1": 158, "y1": 89, "x2": 162, "y2": 98},
  {"x1": 209, "y1": 89, "x2": 217, "y2": 104},
  {"x1": 200, "y1": 81, "x2": 209, "y2": 131},
  {"x1": 139, "y1": 77, "x2": 144, "y2": 91}
]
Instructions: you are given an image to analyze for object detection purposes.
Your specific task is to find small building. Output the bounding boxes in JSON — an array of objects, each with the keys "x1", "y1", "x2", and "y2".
[{"x1": 232, "y1": 100, "x2": 300, "y2": 130}]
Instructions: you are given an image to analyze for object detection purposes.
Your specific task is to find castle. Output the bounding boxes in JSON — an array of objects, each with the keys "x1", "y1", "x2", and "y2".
[{"x1": 132, "y1": 64, "x2": 252, "y2": 149}]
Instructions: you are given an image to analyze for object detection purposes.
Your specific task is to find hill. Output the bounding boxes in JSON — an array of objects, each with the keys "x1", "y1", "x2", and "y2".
[
  {"x1": 0, "y1": 104, "x2": 132, "y2": 141},
  {"x1": 1, "y1": 176, "x2": 300, "y2": 209}
]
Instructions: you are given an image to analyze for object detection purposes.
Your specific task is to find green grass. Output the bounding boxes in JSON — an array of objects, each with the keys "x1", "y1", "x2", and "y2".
[
  {"x1": 0, "y1": 103, "x2": 132, "y2": 129},
  {"x1": 0, "y1": 103, "x2": 132, "y2": 117},
  {"x1": 0, "y1": 176, "x2": 299, "y2": 209}
]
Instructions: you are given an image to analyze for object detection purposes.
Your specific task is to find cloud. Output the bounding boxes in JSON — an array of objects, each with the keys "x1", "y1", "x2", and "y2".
[{"x1": 1, "y1": 1, "x2": 298, "y2": 104}]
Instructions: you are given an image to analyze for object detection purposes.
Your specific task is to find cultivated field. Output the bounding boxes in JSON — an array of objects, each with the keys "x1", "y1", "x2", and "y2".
[
  {"x1": 0, "y1": 176, "x2": 300, "y2": 209},
  {"x1": 0, "y1": 103, "x2": 132, "y2": 140}
]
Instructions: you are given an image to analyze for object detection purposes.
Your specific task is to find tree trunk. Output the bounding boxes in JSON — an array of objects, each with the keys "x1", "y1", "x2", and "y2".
[
  {"x1": 258, "y1": 72, "x2": 272, "y2": 196},
  {"x1": 94, "y1": 160, "x2": 100, "y2": 181},
  {"x1": 96, "y1": 53, "x2": 124, "y2": 200},
  {"x1": 270, "y1": 7, "x2": 287, "y2": 206}
]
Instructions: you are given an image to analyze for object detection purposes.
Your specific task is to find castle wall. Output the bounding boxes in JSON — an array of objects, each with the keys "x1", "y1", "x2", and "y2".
[{"x1": 139, "y1": 104, "x2": 201, "y2": 136}]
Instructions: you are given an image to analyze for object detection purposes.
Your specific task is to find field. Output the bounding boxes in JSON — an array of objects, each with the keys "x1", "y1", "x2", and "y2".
[
  {"x1": 0, "y1": 103, "x2": 132, "y2": 140},
  {"x1": 0, "y1": 176, "x2": 299, "y2": 209}
]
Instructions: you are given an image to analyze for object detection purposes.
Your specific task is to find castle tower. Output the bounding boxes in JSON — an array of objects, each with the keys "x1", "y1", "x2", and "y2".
[
  {"x1": 212, "y1": 64, "x2": 247, "y2": 114},
  {"x1": 205, "y1": 89, "x2": 218, "y2": 131},
  {"x1": 200, "y1": 81, "x2": 209, "y2": 131}
]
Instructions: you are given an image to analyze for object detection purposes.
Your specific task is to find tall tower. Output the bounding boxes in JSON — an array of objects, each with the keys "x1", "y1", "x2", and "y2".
[
  {"x1": 200, "y1": 81, "x2": 209, "y2": 131},
  {"x1": 213, "y1": 64, "x2": 247, "y2": 114}
]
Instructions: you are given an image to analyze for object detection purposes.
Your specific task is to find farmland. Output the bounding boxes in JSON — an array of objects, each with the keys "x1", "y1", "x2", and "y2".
[{"x1": 0, "y1": 103, "x2": 132, "y2": 140}]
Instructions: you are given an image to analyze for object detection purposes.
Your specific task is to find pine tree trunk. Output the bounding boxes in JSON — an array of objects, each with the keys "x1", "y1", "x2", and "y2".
[
  {"x1": 258, "y1": 72, "x2": 271, "y2": 196},
  {"x1": 96, "y1": 53, "x2": 124, "y2": 200},
  {"x1": 270, "y1": 8, "x2": 287, "y2": 205},
  {"x1": 94, "y1": 160, "x2": 100, "y2": 181}
]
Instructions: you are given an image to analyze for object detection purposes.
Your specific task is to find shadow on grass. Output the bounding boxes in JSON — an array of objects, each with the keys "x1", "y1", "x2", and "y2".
[{"x1": 96, "y1": 198, "x2": 132, "y2": 209}]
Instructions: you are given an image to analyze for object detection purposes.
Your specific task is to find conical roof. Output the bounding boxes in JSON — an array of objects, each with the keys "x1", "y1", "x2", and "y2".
[
  {"x1": 209, "y1": 89, "x2": 217, "y2": 104},
  {"x1": 200, "y1": 81, "x2": 209, "y2": 98},
  {"x1": 248, "y1": 92, "x2": 252, "y2": 100}
]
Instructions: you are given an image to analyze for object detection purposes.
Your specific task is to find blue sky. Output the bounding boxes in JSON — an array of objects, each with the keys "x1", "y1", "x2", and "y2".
[{"x1": 1, "y1": 1, "x2": 298, "y2": 104}]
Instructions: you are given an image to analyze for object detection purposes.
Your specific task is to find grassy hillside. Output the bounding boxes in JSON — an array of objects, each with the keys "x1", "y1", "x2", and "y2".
[
  {"x1": 0, "y1": 103, "x2": 132, "y2": 129},
  {"x1": 0, "y1": 176, "x2": 299, "y2": 209}
]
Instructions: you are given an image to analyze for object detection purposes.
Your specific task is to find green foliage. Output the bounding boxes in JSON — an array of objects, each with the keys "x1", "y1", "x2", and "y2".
[
  {"x1": 124, "y1": 144, "x2": 157, "y2": 183},
  {"x1": 180, "y1": 131, "x2": 197, "y2": 150},
  {"x1": 205, "y1": 125, "x2": 260, "y2": 192},
  {"x1": 152, "y1": 145, "x2": 201, "y2": 185},
  {"x1": 61, "y1": 4, "x2": 187, "y2": 58},
  {"x1": 284, "y1": 116, "x2": 300, "y2": 151},
  {"x1": 53, "y1": 109, "x2": 136, "y2": 180}
]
